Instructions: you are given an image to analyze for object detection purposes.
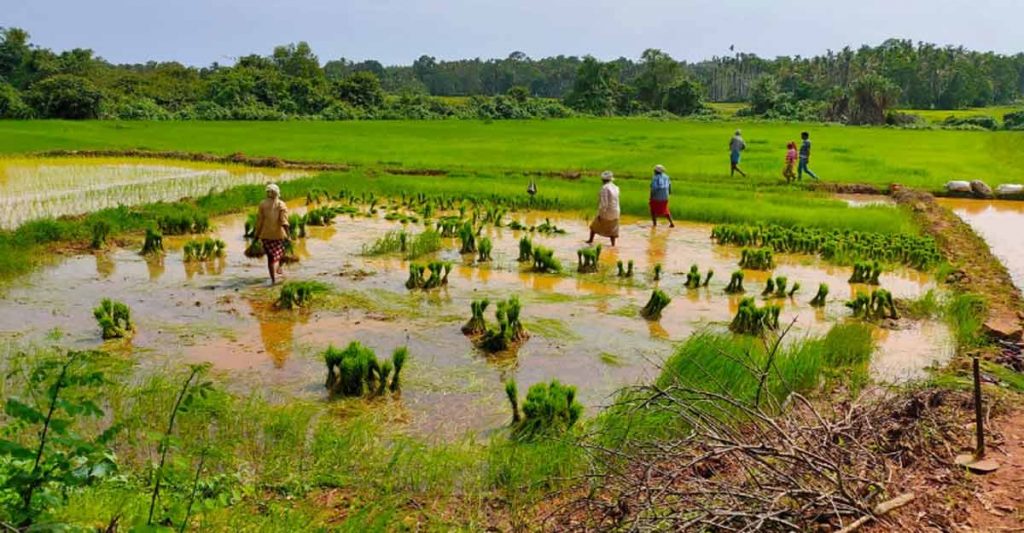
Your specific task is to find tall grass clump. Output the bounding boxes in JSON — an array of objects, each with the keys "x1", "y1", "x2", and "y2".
[
  {"x1": 93, "y1": 298, "x2": 133, "y2": 339},
  {"x1": 323, "y1": 341, "x2": 407, "y2": 398},
  {"x1": 945, "y1": 292, "x2": 987, "y2": 349},
  {"x1": 507, "y1": 379, "x2": 583, "y2": 441},
  {"x1": 276, "y1": 280, "x2": 330, "y2": 309}
]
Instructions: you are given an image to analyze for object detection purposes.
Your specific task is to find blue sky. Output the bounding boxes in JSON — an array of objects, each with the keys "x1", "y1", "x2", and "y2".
[{"x1": 5, "y1": 0, "x2": 1022, "y2": 66}]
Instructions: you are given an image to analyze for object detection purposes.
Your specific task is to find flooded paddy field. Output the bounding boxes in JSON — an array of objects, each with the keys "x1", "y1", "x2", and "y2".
[
  {"x1": 0, "y1": 200, "x2": 952, "y2": 437},
  {"x1": 938, "y1": 197, "x2": 1024, "y2": 291},
  {"x1": 0, "y1": 157, "x2": 307, "y2": 230}
]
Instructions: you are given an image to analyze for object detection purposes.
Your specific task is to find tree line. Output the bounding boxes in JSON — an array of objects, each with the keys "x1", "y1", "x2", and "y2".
[{"x1": 1, "y1": 27, "x2": 1022, "y2": 123}]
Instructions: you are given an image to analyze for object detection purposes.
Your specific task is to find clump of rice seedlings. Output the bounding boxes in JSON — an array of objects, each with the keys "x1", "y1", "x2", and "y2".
[
  {"x1": 685, "y1": 265, "x2": 702, "y2": 288},
  {"x1": 729, "y1": 297, "x2": 781, "y2": 335},
  {"x1": 518, "y1": 236, "x2": 533, "y2": 262},
  {"x1": 787, "y1": 282, "x2": 801, "y2": 297},
  {"x1": 407, "y1": 261, "x2": 452, "y2": 290},
  {"x1": 436, "y1": 216, "x2": 462, "y2": 238},
  {"x1": 724, "y1": 270, "x2": 745, "y2": 293},
  {"x1": 280, "y1": 240, "x2": 300, "y2": 264},
  {"x1": 478, "y1": 296, "x2": 529, "y2": 352},
  {"x1": 760, "y1": 277, "x2": 776, "y2": 297},
  {"x1": 362, "y1": 230, "x2": 407, "y2": 255},
  {"x1": 739, "y1": 247, "x2": 775, "y2": 270},
  {"x1": 90, "y1": 220, "x2": 111, "y2": 250},
  {"x1": 243, "y1": 212, "x2": 258, "y2": 239},
  {"x1": 158, "y1": 211, "x2": 209, "y2": 235},
  {"x1": 510, "y1": 380, "x2": 584, "y2": 441},
  {"x1": 810, "y1": 283, "x2": 829, "y2": 307},
  {"x1": 306, "y1": 188, "x2": 330, "y2": 205},
  {"x1": 276, "y1": 280, "x2": 330, "y2": 309},
  {"x1": 304, "y1": 206, "x2": 337, "y2": 226},
  {"x1": 505, "y1": 380, "x2": 521, "y2": 422},
  {"x1": 703, "y1": 269, "x2": 714, "y2": 287},
  {"x1": 616, "y1": 260, "x2": 634, "y2": 278},
  {"x1": 772, "y1": 276, "x2": 789, "y2": 298},
  {"x1": 533, "y1": 218, "x2": 567, "y2": 235},
  {"x1": 577, "y1": 244, "x2": 602, "y2": 273},
  {"x1": 508, "y1": 220, "x2": 528, "y2": 231},
  {"x1": 848, "y1": 260, "x2": 882, "y2": 285},
  {"x1": 244, "y1": 238, "x2": 265, "y2": 258},
  {"x1": 847, "y1": 289, "x2": 899, "y2": 320},
  {"x1": 287, "y1": 214, "x2": 307, "y2": 239},
  {"x1": 93, "y1": 298, "x2": 133, "y2": 339},
  {"x1": 458, "y1": 222, "x2": 477, "y2": 254},
  {"x1": 640, "y1": 289, "x2": 672, "y2": 320},
  {"x1": 461, "y1": 299, "x2": 490, "y2": 335},
  {"x1": 183, "y1": 238, "x2": 226, "y2": 262},
  {"x1": 531, "y1": 246, "x2": 561, "y2": 273},
  {"x1": 323, "y1": 341, "x2": 408, "y2": 398},
  {"x1": 477, "y1": 237, "x2": 493, "y2": 262},
  {"x1": 653, "y1": 263, "x2": 663, "y2": 281},
  {"x1": 140, "y1": 228, "x2": 164, "y2": 256}
]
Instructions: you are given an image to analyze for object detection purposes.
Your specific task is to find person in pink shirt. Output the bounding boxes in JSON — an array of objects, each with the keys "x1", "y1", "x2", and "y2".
[{"x1": 782, "y1": 141, "x2": 798, "y2": 182}]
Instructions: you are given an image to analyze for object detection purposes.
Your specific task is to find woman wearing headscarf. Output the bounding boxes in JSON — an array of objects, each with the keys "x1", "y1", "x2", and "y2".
[
  {"x1": 255, "y1": 183, "x2": 290, "y2": 284},
  {"x1": 587, "y1": 171, "x2": 620, "y2": 246},
  {"x1": 649, "y1": 164, "x2": 674, "y2": 228}
]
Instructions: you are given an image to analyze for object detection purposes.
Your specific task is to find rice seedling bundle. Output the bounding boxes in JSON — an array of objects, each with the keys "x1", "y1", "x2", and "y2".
[
  {"x1": 713, "y1": 223, "x2": 941, "y2": 270},
  {"x1": 576, "y1": 244, "x2": 602, "y2": 273},
  {"x1": 760, "y1": 277, "x2": 776, "y2": 297},
  {"x1": 477, "y1": 237, "x2": 493, "y2": 262},
  {"x1": 518, "y1": 236, "x2": 533, "y2": 262},
  {"x1": 93, "y1": 298, "x2": 133, "y2": 339},
  {"x1": 90, "y1": 220, "x2": 111, "y2": 250},
  {"x1": 323, "y1": 341, "x2": 408, "y2": 398},
  {"x1": 183, "y1": 237, "x2": 227, "y2": 262},
  {"x1": 458, "y1": 222, "x2": 477, "y2": 254},
  {"x1": 848, "y1": 260, "x2": 882, "y2": 284},
  {"x1": 243, "y1": 212, "x2": 258, "y2": 239},
  {"x1": 287, "y1": 214, "x2": 306, "y2": 239},
  {"x1": 243, "y1": 238, "x2": 265, "y2": 258},
  {"x1": 787, "y1": 281, "x2": 801, "y2": 297},
  {"x1": 685, "y1": 265, "x2": 703, "y2": 288},
  {"x1": 280, "y1": 240, "x2": 300, "y2": 264},
  {"x1": 478, "y1": 296, "x2": 529, "y2": 352},
  {"x1": 772, "y1": 276, "x2": 789, "y2": 298},
  {"x1": 306, "y1": 188, "x2": 330, "y2": 205},
  {"x1": 461, "y1": 299, "x2": 490, "y2": 335},
  {"x1": 846, "y1": 289, "x2": 899, "y2": 320},
  {"x1": 725, "y1": 270, "x2": 745, "y2": 293},
  {"x1": 508, "y1": 220, "x2": 528, "y2": 231},
  {"x1": 436, "y1": 216, "x2": 463, "y2": 237},
  {"x1": 531, "y1": 246, "x2": 561, "y2": 273},
  {"x1": 509, "y1": 379, "x2": 584, "y2": 441},
  {"x1": 640, "y1": 289, "x2": 672, "y2": 320},
  {"x1": 729, "y1": 297, "x2": 781, "y2": 335},
  {"x1": 653, "y1": 263, "x2": 663, "y2": 281},
  {"x1": 616, "y1": 260, "x2": 634, "y2": 278},
  {"x1": 810, "y1": 283, "x2": 829, "y2": 307},
  {"x1": 739, "y1": 248, "x2": 775, "y2": 270},
  {"x1": 532, "y1": 218, "x2": 566, "y2": 235},
  {"x1": 405, "y1": 263, "x2": 427, "y2": 289},
  {"x1": 140, "y1": 228, "x2": 164, "y2": 256},
  {"x1": 505, "y1": 380, "x2": 521, "y2": 423},
  {"x1": 304, "y1": 206, "x2": 337, "y2": 226},
  {"x1": 703, "y1": 269, "x2": 714, "y2": 287},
  {"x1": 276, "y1": 280, "x2": 329, "y2": 309},
  {"x1": 158, "y1": 211, "x2": 209, "y2": 235}
]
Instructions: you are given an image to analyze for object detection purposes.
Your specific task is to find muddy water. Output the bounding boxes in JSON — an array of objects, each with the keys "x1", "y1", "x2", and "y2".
[
  {"x1": 937, "y1": 198, "x2": 1024, "y2": 291},
  {"x1": 0, "y1": 206, "x2": 952, "y2": 437},
  {"x1": 0, "y1": 157, "x2": 307, "y2": 229}
]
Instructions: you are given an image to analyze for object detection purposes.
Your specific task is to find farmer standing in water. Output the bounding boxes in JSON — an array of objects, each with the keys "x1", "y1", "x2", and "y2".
[
  {"x1": 587, "y1": 171, "x2": 620, "y2": 246},
  {"x1": 729, "y1": 129, "x2": 747, "y2": 177},
  {"x1": 649, "y1": 164, "x2": 674, "y2": 228},
  {"x1": 255, "y1": 183, "x2": 290, "y2": 285}
]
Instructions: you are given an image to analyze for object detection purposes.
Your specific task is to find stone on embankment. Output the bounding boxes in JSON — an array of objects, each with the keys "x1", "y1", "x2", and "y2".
[
  {"x1": 970, "y1": 180, "x2": 994, "y2": 199},
  {"x1": 983, "y1": 315, "x2": 1023, "y2": 341}
]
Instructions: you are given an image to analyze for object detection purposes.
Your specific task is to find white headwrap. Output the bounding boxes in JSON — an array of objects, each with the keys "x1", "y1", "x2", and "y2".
[
  {"x1": 601, "y1": 171, "x2": 614, "y2": 182},
  {"x1": 266, "y1": 183, "x2": 281, "y2": 196}
]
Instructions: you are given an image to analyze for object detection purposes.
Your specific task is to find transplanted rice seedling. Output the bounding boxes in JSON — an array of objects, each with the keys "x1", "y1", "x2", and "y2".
[
  {"x1": 809, "y1": 283, "x2": 829, "y2": 307},
  {"x1": 477, "y1": 237, "x2": 493, "y2": 262},
  {"x1": 760, "y1": 277, "x2": 776, "y2": 297},
  {"x1": 478, "y1": 296, "x2": 529, "y2": 352},
  {"x1": 505, "y1": 380, "x2": 521, "y2": 423},
  {"x1": 508, "y1": 220, "x2": 528, "y2": 231},
  {"x1": 685, "y1": 265, "x2": 702, "y2": 289},
  {"x1": 461, "y1": 298, "x2": 490, "y2": 335},
  {"x1": 322, "y1": 341, "x2": 408, "y2": 398},
  {"x1": 724, "y1": 270, "x2": 745, "y2": 293},
  {"x1": 436, "y1": 216, "x2": 462, "y2": 238},
  {"x1": 287, "y1": 213, "x2": 306, "y2": 239},
  {"x1": 787, "y1": 282, "x2": 800, "y2": 297},
  {"x1": 93, "y1": 298, "x2": 133, "y2": 339},
  {"x1": 532, "y1": 218, "x2": 567, "y2": 235},
  {"x1": 243, "y1": 212, "x2": 258, "y2": 239},
  {"x1": 275, "y1": 280, "x2": 330, "y2": 309},
  {"x1": 616, "y1": 260, "x2": 634, "y2": 278},
  {"x1": 280, "y1": 240, "x2": 300, "y2": 264},
  {"x1": 304, "y1": 206, "x2": 338, "y2": 226},
  {"x1": 158, "y1": 211, "x2": 209, "y2": 235},
  {"x1": 729, "y1": 297, "x2": 781, "y2": 335},
  {"x1": 770, "y1": 276, "x2": 789, "y2": 298},
  {"x1": 182, "y1": 238, "x2": 226, "y2": 262},
  {"x1": 90, "y1": 220, "x2": 111, "y2": 250},
  {"x1": 458, "y1": 222, "x2": 477, "y2": 254},
  {"x1": 653, "y1": 263, "x2": 663, "y2": 281},
  {"x1": 640, "y1": 289, "x2": 672, "y2": 320},
  {"x1": 406, "y1": 261, "x2": 452, "y2": 290},
  {"x1": 846, "y1": 289, "x2": 899, "y2": 320},
  {"x1": 509, "y1": 379, "x2": 584, "y2": 441},
  {"x1": 140, "y1": 228, "x2": 164, "y2": 256},
  {"x1": 576, "y1": 244, "x2": 602, "y2": 273},
  {"x1": 306, "y1": 188, "x2": 330, "y2": 205},
  {"x1": 848, "y1": 261, "x2": 882, "y2": 285},
  {"x1": 739, "y1": 248, "x2": 774, "y2": 270},
  {"x1": 531, "y1": 246, "x2": 561, "y2": 273},
  {"x1": 518, "y1": 236, "x2": 533, "y2": 262},
  {"x1": 712, "y1": 223, "x2": 942, "y2": 270}
]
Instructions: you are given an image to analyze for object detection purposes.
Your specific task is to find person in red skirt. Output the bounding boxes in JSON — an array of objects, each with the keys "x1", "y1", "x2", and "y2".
[
  {"x1": 649, "y1": 164, "x2": 674, "y2": 228},
  {"x1": 255, "y1": 183, "x2": 290, "y2": 284}
]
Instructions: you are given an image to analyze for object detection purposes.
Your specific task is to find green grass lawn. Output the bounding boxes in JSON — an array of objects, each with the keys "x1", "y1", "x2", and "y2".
[{"x1": 2, "y1": 119, "x2": 1021, "y2": 190}]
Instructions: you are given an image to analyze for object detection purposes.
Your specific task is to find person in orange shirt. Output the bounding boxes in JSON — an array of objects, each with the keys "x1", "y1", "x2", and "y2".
[{"x1": 255, "y1": 183, "x2": 290, "y2": 284}]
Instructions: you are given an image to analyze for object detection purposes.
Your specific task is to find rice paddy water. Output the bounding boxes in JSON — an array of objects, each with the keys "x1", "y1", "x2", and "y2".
[{"x1": 937, "y1": 197, "x2": 1024, "y2": 291}]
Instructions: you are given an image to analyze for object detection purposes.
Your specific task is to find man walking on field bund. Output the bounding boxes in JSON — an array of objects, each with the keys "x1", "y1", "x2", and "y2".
[
  {"x1": 587, "y1": 171, "x2": 620, "y2": 246},
  {"x1": 255, "y1": 183, "x2": 290, "y2": 285}
]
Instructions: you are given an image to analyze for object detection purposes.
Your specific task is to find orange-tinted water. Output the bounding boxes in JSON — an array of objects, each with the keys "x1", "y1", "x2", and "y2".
[
  {"x1": 937, "y1": 198, "x2": 1024, "y2": 290},
  {"x1": 0, "y1": 206, "x2": 951, "y2": 436}
]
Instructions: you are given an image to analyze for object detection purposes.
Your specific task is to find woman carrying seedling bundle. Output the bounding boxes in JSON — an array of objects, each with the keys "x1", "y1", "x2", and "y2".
[
  {"x1": 256, "y1": 183, "x2": 290, "y2": 285},
  {"x1": 587, "y1": 171, "x2": 620, "y2": 247},
  {"x1": 649, "y1": 164, "x2": 674, "y2": 228}
]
